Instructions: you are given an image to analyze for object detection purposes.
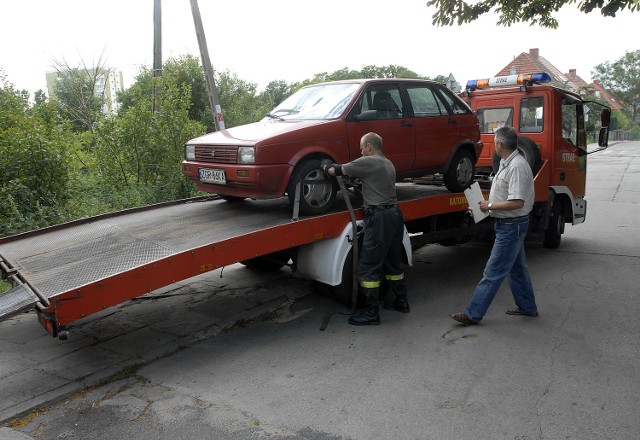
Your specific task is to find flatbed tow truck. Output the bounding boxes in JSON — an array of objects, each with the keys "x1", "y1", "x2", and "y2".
[
  {"x1": 0, "y1": 72, "x2": 610, "y2": 339},
  {"x1": 0, "y1": 184, "x2": 488, "y2": 339}
]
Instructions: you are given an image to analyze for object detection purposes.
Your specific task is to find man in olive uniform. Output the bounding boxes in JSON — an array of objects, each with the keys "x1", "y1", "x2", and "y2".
[{"x1": 322, "y1": 132, "x2": 409, "y2": 325}]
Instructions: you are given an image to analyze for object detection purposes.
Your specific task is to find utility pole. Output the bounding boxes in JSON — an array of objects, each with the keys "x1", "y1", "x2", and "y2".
[
  {"x1": 152, "y1": 0, "x2": 162, "y2": 113},
  {"x1": 189, "y1": 0, "x2": 225, "y2": 130}
]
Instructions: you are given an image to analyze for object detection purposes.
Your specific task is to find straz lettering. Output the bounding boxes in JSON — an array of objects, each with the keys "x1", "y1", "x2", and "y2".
[
  {"x1": 450, "y1": 196, "x2": 467, "y2": 206},
  {"x1": 495, "y1": 77, "x2": 509, "y2": 84},
  {"x1": 562, "y1": 152, "x2": 576, "y2": 163}
]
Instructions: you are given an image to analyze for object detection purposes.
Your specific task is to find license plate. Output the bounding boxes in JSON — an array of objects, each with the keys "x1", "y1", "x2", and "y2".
[{"x1": 198, "y1": 168, "x2": 226, "y2": 184}]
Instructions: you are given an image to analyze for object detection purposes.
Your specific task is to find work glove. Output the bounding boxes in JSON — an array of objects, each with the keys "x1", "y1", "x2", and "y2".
[{"x1": 319, "y1": 159, "x2": 333, "y2": 171}]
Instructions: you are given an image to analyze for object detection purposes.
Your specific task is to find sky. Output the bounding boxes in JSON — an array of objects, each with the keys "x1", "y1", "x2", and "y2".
[{"x1": 1, "y1": 0, "x2": 639, "y2": 96}]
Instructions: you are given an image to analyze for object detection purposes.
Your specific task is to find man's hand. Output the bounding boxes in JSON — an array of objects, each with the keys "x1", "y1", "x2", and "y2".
[{"x1": 320, "y1": 159, "x2": 333, "y2": 173}]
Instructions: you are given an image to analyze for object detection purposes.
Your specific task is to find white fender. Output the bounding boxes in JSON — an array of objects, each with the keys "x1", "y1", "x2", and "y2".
[{"x1": 296, "y1": 220, "x2": 412, "y2": 286}]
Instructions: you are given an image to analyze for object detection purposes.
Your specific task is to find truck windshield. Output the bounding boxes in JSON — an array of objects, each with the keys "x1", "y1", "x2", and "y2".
[{"x1": 266, "y1": 83, "x2": 361, "y2": 120}]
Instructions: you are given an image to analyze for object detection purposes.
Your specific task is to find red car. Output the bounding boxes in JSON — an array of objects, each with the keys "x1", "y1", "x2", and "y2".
[{"x1": 182, "y1": 78, "x2": 482, "y2": 215}]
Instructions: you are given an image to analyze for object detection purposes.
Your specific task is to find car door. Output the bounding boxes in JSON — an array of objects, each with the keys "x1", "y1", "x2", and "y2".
[
  {"x1": 405, "y1": 83, "x2": 460, "y2": 172},
  {"x1": 345, "y1": 83, "x2": 415, "y2": 172}
]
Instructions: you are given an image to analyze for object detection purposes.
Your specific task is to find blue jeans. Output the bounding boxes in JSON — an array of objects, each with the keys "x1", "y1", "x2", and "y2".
[{"x1": 465, "y1": 216, "x2": 537, "y2": 322}]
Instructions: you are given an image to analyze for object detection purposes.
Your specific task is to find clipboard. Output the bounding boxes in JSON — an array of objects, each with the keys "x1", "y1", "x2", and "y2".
[{"x1": 464, "y1": 182, "x2": 490, "y2": 223}]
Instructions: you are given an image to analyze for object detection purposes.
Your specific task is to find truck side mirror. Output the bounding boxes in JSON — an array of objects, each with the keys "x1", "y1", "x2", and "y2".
[
  {"x1": 599, "y1": 108, "x2": 611, "y2": 147},
  {"x1": 601, "y1": 108, "x2": 611, "y2": 127},
  {"x1": 598, "y1": 127, "x2": 609, "y2": 148}
]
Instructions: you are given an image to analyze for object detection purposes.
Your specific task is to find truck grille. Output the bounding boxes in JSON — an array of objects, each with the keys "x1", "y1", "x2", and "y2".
[{"x1": 195, "y1": 145, "x2": 237, "y2": 164}]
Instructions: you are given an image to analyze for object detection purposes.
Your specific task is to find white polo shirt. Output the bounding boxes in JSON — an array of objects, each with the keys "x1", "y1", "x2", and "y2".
[{"x1": 489, "y1": 150, "x2": 535, "y2": 218}]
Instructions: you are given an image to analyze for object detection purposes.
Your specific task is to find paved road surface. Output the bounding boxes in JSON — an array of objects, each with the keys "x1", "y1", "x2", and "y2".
[{"x1": 1, "y1": 141, "x2": 639, "y2": 439}]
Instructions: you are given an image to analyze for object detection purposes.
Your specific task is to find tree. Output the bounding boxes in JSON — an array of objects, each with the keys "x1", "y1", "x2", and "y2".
[
  {"x1": 427, "y1": 0, "x2": 638, "y2": 28},
  {"x1": 50, "y1": 54, "x2": 111, "y2": 133},
  {"x1": 0, "y1": 73, "x2": 76, "y2": 236},
  {"x1": 592, "y1": 50, "x2": 640, "y2": 123}
]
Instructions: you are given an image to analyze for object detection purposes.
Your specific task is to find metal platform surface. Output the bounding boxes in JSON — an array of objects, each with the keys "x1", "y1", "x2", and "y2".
[{"x1": 0, "y1": 184, "x2": 451, "y2": 324}]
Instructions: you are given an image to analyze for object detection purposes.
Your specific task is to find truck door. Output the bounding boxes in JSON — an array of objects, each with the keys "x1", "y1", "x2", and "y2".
[
  {"x1": 554, "y1": 94, "x2": 587, "y2": 197},
  {"x1": 345, "y1": 83, "x2": 415, "y2": 171}
]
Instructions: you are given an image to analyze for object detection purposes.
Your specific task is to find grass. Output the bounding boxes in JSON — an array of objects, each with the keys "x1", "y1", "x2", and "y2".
[{"x1": 0, "y1": 280, "x2": 12, "y2": 294}]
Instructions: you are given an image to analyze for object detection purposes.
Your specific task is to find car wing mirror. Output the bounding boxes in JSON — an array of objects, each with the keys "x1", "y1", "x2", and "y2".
[{"x1": 352, "y1": 110, "x2": 378, "y2": 122}]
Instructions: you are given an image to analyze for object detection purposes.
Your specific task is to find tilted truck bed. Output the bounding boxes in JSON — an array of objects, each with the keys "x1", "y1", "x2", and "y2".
[{"x1": 0, "y1": 183, "x2": 466, "y2": 336}]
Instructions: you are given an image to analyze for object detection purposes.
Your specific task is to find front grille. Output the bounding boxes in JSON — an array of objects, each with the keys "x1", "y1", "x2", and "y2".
[{"x1": 195, "y1": 145, "x2": 238, "y2": 164}]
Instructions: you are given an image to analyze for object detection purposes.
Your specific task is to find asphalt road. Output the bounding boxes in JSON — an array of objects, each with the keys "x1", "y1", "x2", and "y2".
[{"x1": 2, "y1": 141, "x2": 639, "y2": 440}]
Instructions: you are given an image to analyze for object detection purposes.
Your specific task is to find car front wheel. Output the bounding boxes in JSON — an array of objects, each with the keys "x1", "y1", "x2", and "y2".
[
  {"x1": 287, "y1": 159, "x2": 337, "y2": 215},
  {"x1": 444, "y1": 149, "x2": 475, "y2": 192}
]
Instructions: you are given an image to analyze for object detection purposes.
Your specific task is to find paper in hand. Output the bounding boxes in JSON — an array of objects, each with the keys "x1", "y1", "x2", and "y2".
[{"x1": 464, "y1": 182, "x2": 490, "y2": 223}]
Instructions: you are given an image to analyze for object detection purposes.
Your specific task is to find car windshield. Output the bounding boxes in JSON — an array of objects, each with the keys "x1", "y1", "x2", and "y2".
[{"x1": 266, "y1": 83, "x2": 362, "y2": 120}]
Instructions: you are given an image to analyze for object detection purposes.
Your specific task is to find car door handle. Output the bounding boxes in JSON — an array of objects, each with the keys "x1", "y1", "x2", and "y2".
[
  {"x1": 400, "y1": 121, "x2": 414, "y2": 127},
  {"x1": 447, "y1": 118, "x2": 458, "y2": 124}
]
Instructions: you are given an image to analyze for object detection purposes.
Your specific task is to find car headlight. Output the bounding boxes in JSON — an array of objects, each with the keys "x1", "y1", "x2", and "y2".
[
  {"x1": 238, "y1": 146, "x2": 255, "y2": 164},
  {"x1": 185, "y1": 144, "x2": 196, "y2": 160}
]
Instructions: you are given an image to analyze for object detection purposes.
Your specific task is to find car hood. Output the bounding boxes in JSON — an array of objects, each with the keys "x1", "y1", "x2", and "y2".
[{"x1": 187, "y1": 119, "x2": 334, "y2": 146}]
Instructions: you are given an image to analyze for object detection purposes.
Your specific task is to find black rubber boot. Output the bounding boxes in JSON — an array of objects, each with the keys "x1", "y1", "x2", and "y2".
[
  {"x1": 349, "y1": 287, "x2": 380, "y2": 326},
  {"x1": 382, "y1": 279, "x2": 410, "y2": 313}
]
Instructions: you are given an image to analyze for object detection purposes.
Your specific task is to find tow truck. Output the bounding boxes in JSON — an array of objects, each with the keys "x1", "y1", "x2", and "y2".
[
  {"x1": 462, "y1": 72, "x2": 610, "y2": 248},
  {"x1": 0, "y1": 72, "x2": 609, "y2": 339}
]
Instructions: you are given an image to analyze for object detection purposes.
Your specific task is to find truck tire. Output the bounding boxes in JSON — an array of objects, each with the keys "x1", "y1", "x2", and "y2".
[
  {"x1": 444, "y1": 149, "x2": 476, "y2": 192},
  {"x1": 543, "y1": 201, "x2": 565, "y2": 249},
  {"x1": 241, "y1": 251, "x2": 290, "y2": 271},
  {"x1": 287, "y1": 159, "x2": 337, "y2": 215},
  {"x1": 492, "y1": 136, "x2": 541, "y2": 175}
]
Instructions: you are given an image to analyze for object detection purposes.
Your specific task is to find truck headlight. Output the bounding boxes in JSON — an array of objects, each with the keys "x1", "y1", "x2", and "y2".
[
  {"x1": 185, "y1": 144, "x2": 196, "y2": 160},
  {"x1": 238, "y1": 146, "x2": 255, "y2": 164}
]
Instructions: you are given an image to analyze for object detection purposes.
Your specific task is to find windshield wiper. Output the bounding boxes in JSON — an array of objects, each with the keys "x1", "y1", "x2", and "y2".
[{"x1": 265, "y1": 113, "x2": 285, "y2": 121}]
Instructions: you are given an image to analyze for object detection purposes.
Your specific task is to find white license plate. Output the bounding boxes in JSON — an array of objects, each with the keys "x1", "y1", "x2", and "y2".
[{"x1": 198, "y1": 168, "x2": 226, "y2": 184}]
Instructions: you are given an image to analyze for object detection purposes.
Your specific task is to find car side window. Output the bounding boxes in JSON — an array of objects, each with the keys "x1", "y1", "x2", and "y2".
[
  {"x1": 360, "y1": 86, "x2": 404, "y2": 119},
  {"x1": 437, "y1": 87, "x2": 473, "y2": 115},
  {"x1": 406, "y1": 85, "x2": 445, "y2": 117}
]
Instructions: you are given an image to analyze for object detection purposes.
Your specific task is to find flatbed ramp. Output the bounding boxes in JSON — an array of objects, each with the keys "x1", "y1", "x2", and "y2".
[{"x1": 0, "y1": 184, "x2": 462, "y2": 336}]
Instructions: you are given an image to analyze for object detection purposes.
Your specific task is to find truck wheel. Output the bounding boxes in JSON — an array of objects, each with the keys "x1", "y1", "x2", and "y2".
[
  {"x1": 444, "y1": 149, "x2": 475, "y2": 192},
  {"x1": 543, "y1": 201, "x2": 564, "y2": 249},
  {"x1": 322, "y1": 248, "x2": 363, "y2": 307},
  {"x1": 287, "y1": 159, "x2": 337, "y2": 215},
  {"x1": 241, "y1": 251, "x2": 290, "y2": 271},
  {"x1": 492, "y1": 136, "x2": 541, "y2": 175}
]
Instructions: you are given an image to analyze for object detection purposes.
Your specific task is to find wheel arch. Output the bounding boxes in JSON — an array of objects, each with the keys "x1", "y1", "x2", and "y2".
[{"x1": 442, "y1": 141, "x2": 478, "y2": 175}]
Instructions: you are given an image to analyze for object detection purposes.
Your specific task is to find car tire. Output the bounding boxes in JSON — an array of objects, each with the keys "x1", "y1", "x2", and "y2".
[
  {"x1": 287, "y1": 159, "x2": 337, "y2": 215},
  {"x1": 492, "y1": 135, "x2": 542, "y2": 175},
  {"x1": 444, "y1": 149, "x2": 476, "y2": 192}
]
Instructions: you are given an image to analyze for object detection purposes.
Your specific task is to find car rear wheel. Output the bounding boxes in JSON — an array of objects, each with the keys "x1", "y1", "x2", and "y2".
[
  {"x1": 444, "y1": 149, "x2": 475, "y2": 192},
  {"x1": 287, "y1": 159, "x2": 337, "y2": 215}
]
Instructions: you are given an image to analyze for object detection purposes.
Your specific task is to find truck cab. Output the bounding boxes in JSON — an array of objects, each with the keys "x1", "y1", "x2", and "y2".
[{"x1": 462, "y1": 72, "x2": 610, "y2": 247}]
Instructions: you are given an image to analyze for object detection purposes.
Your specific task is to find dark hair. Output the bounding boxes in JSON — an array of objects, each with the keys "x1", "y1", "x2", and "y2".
[{"x1": 495, "y1": 126, "x2": 517, "y2": 150}]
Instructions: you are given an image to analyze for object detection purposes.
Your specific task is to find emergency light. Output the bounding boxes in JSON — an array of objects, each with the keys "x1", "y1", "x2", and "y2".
[{"x1": 466, "y1": 72, "x2": 552, "y2": 91}]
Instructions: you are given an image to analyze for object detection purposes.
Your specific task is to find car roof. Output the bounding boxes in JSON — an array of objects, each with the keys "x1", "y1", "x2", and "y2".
[{"x1": 301, "y1": 78, "x2": 442, "y2": 88}]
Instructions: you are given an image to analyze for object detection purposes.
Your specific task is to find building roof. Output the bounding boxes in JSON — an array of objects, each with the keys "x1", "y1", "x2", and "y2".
[{"x1": 494, "y1": 48, "x2": 624, "y2": 110}]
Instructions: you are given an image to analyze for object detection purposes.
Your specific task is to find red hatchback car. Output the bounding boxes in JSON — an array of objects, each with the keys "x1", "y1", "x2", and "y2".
[{"x1": 182, "y1": 78, "x2": 482, "y2": 215}]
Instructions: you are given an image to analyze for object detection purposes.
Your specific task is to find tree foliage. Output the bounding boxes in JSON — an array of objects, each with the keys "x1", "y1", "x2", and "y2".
[
  {"x1": 427, "y1": 0, "x2": 638, "y2": 28},
  {"x1": 0, "y1": 73, "x2": 76, "y2": 236},
  {"x1": 592, "y1": 50, "x2": 640, "y2": 123}
]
